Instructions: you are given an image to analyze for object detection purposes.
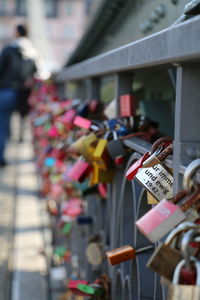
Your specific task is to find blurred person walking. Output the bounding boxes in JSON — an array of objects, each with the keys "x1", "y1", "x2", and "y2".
[{"x1": 0, "y1": 24, "x2": 37, "y2": 166}]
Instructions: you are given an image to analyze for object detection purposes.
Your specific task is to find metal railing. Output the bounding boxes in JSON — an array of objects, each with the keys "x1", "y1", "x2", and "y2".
[{"x1": 56, "y1": 13, "x2": 200, "y2": 300}]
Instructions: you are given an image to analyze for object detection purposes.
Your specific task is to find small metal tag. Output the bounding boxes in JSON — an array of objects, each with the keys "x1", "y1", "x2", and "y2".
[{"x1": 135, "y1": 163, "x2": 173, "y2": 201}]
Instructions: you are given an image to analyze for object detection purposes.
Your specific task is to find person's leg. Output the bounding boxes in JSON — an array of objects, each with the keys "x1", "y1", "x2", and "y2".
[
  {"x1": 0, "y1": 111, "x2": 9, "y2": 164},
  {"x1": 0, "y1": 88, "x2": 17, "y2": 165}
]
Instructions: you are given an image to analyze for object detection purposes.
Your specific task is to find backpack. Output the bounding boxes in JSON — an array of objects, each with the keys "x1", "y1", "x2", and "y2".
[{"x1": 19, "y1": 57, "x2": 37, "y2": 85}]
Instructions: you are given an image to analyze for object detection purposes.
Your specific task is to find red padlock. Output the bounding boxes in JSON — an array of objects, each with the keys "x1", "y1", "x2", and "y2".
[
  {"x1": 98, "y1": 183, "x2": 107, "y2": 199},
  {"x1": 126, "y1": 152, "x2": 150, "y2": 180},
  {"x1": 68, "y1": 280, "x2": 89, "y2": 296},
  {"x1": 120, "y1": 94, "x2": 135, "y2": 117}
]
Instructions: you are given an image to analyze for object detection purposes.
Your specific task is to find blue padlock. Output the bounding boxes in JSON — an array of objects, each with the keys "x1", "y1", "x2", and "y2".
[
  {"x1": 44, "y1": 157, "x2": 56, "y2": 167},
  {"x1": 77, "y1": 216, "x2": 93, "y2": 225},
  {"x1": 108, "y1": 119, "x2": 129, "y2": 136},
  {"x1": 77, "y1": 103, "x2": 88, "y2": 117}
]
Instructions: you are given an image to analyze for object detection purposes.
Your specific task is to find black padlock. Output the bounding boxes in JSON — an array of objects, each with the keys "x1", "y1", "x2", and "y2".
[{"x1": 107, "y1": 131, "x2": 126, "y2": 160}]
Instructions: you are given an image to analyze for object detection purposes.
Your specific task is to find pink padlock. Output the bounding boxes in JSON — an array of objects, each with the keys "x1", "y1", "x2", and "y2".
[
  {"x1": 73, "y1": 116, "x2": 91, "y2": 129},
  {"x1": 98, "y1": 183, "x2": 107, "y2": 199},
  {"x1": 63, "y1": 198, "x2": 83, "y2": 217},
  {"x1": 62, "y1": 109, "x2": 76, "y2": 129},
  {"x1": 47, "y1": 126, "x2": 59, "y2": 137},
  {"x1": 135, "y1": 189, "x2": 200, "y2": 243},
  {"x1": 68, "y1": 159, "x2": 92, "y2": 182}
]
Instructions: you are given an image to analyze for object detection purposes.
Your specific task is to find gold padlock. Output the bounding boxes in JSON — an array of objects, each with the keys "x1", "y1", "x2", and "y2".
[
  {"x1": 147, "y1": 192, "x2": 158, "y2": 204},
  {"x1": 91, "y1": 163, "x2": 114, "y2": 184},
  {"x1": 93, "y1": 134, "x2": 111, "y2": 170}
]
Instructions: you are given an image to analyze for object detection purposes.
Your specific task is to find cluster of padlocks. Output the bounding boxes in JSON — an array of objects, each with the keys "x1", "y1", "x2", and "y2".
[{"x1": 30, "y1": 80, "x2": 200, "y2": 299}]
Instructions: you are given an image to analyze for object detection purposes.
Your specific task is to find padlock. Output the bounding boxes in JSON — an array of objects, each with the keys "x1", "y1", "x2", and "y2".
[
  {"x1": 126, "y1": 152, "x2": 150, "y2": 180},
  {"x1": 54, "y1": 246, "x2": 68, "y2": 258},
  {"x1": 70, "y1": 133, "x2": 98, "y2": 162},
  {"x1": 68, "y1": 159, "x2": 92, "y2": 183},
  {"x1": 133, "y1": 140, "x2": 173, "y2": 201},
  {"x1": 77, "y1": 215, "x2": 93, "y2": 225},
  {"x1": 181, "y1": 228, "x2": 200, "y2": 273},
  {"x1": 76, "y1": 102, "x2": 88, "y2": 117},
  {"x1": 44, "y1": 157, "x2": 56, "y2": 168},
  {"x1": 77, "y1": 283, "x2": 103, "y2": 296},
  {"x1": 34, "y1": 114, "x2": 51, "y2": 126},
  {"x1": 91, "y1": 162, "x2": 114, "y2": 184},
  {"x1": 73, "y1": 116, "x2": 100, "y2": 131},
  {"x1": 147, "y1": 191, "x2": 159, "y2": 204},
  {"x1": 119, "y1": 94, "x2": 135, "y2": 117},
  {"x1": 47, "y1": 199, "x2": 58, "y2": 216},
  {"x1": 47, "y1": 125, "x2": 59, "y2": 138},
  {"x1": 94, "y1": 274, "x2": 110, "y2": 300},
  {"x1": 126, "y1": 136, "x2": 173, "y2": 181},
  {"x1": 86, "y1": 242, "x2": 104, "y2": 266},
  {"x1": 61, "y1": 109, "x2": 76, "y2": 129},
  {"x1": 167, "y1": 257, "x2": 200, "y2": 300},
  {"x1": 106, "y1": 245, "x2": 153, "y2": 265},
  {"x1": 61, "y1": 222, "x2": 72, "y2": 235},
  {"x1": 98, "y1": 183, "x2": 107, "y2": 199},
  {"x1": 88, "y1": 99, "x2": 99, "y2": 113},
  {"x1": 136, "y1": 186, "x2": 200, "y2": 243},
  {"x1": 108, "y1": 119, "x2": 129, "y2": 136},
  {"x1": 68, "y1": 280, "x2": 89, "y2": 296},
  {"x1": 73, "y1": 115, "x2": 91, "y2": 129},
  {"x1": 146, "y1": 221, "x2": 199, "y2": 280},
  {"x1": 92, "y1": 132, "x2": 111, "y2": 170},
  {"x1": 107, "y1": 131, "x2": 127, "y2": 160},
  {"x1": 63, "y1": 198, "x2": 83, "y2": 217}
]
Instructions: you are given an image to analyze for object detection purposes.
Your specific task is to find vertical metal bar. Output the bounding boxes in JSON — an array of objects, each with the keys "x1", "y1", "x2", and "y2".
[
  {"x1": 173, "y1": 67, "x2": 200, "y2": 192},
  {"x1": 75, "y1": 80, "x2": 87, "y2": 100},
  {"x1": 115, "y1": 73, "x2": 134, "y2": 117},
  {"x1": 87, "y1": 78, "x2": 100, "y2": 101}
]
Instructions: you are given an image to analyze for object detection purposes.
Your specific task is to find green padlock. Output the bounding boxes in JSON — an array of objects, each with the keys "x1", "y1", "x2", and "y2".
[
  {"x1": 54, "y1": 246, "x2": 67, "y2": 257},
  {"x1": 77, "y1": 283, "x2": 103, "y2": 296},
  {"x1": 61, "y1": 223, "x2": 72, "y2": 235},
  {"x1": 44, "y1": 122, "x2": 52, "y2": 131}
]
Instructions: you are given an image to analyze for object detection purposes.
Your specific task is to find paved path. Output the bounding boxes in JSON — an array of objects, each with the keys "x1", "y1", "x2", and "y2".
[{"x1": 0, "y1": 115, "x2": 49, "y2": 300}]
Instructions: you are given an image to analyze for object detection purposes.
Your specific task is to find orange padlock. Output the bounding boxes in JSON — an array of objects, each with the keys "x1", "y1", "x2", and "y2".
[
  {"x1": 106, "y1": 245, "x2": 135, "y2": 265},
  {"x1": 106, "y1": 245, "x2": 153, "y2": 265}
]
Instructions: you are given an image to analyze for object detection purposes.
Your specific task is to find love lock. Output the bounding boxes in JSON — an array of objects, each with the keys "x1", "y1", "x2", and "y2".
[
  {"x1": 147, "y1": 221, "x2": 200, "y2": 280},
  {"x1": 126, "y1": 136, "x2": 173, "y2": 201},
  {"x1": 106, "y1": 244, "x2": 153, "y2": 265},
  {"x1": 168, "y1": 257, "x2": 200, "y2": 300},
  {"x1": 92, "y1": 131, "x2": 112, "y2": 170}
]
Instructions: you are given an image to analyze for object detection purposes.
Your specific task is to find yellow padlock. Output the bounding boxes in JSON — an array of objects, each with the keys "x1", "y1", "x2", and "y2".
[
  {"x1": 70, "y1": 133, "x2": 97, "y2": 162},
  {"x1": 93, "y1": 137, "x2": 110, "y2": 170},
  {"x1": 147, "y1": 192, "x2": 159, "y2": 204},
  {"x1": 92, "y1": 162, "x2": 114, "y2": 184}
]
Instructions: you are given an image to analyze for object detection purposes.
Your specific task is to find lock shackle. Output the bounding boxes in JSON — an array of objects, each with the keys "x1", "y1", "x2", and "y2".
[
  {"x1": 172, "y1": 257, "x2": 200, "y2": 286},
  {"x1": 165, "y1": 221, "x2": 199, "y2": 246},
  {"x1": 150, "y1": 136, "x2": 173, "y2": 155},
  {"x1": 180, "y1": 185, "x2": 200, "y2": 212},
  {"x1": 181, "y1": 228, "x2": 200, "y2": 270},
  {"x1": 183, "y1": 159, "x2": 200, "y2": 191},
  {"x1": 120, "y1": 131, "x2": 150, "y2": 141}
]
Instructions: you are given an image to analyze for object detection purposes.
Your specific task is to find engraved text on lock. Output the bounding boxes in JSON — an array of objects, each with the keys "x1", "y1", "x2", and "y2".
[{"x1": 135, "y1": 164, "x2": 173, "y2": 201}]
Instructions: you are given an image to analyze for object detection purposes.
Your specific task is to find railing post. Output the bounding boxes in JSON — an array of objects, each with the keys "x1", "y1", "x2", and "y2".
[
  {"x1": 75, "y1": 80, "x2": 87, "y2": 100},
  {"x1": 173, "y1": 67, "x2": 200, "y2": 192},
  {"x1": 115, "y1": 73, "x2": 134, "y2": 117},
  {"x1": 86, "y1": 78, "x2": 100, "y2": 101}
]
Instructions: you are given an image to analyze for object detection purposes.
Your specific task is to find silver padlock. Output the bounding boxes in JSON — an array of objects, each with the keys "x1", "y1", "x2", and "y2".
[
  {"x1": 168, "y1": 257, "x2": 200, "y2": 300},
  {"x1": 135, "y1": 139, "x2": 173, "y2": 201}
]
